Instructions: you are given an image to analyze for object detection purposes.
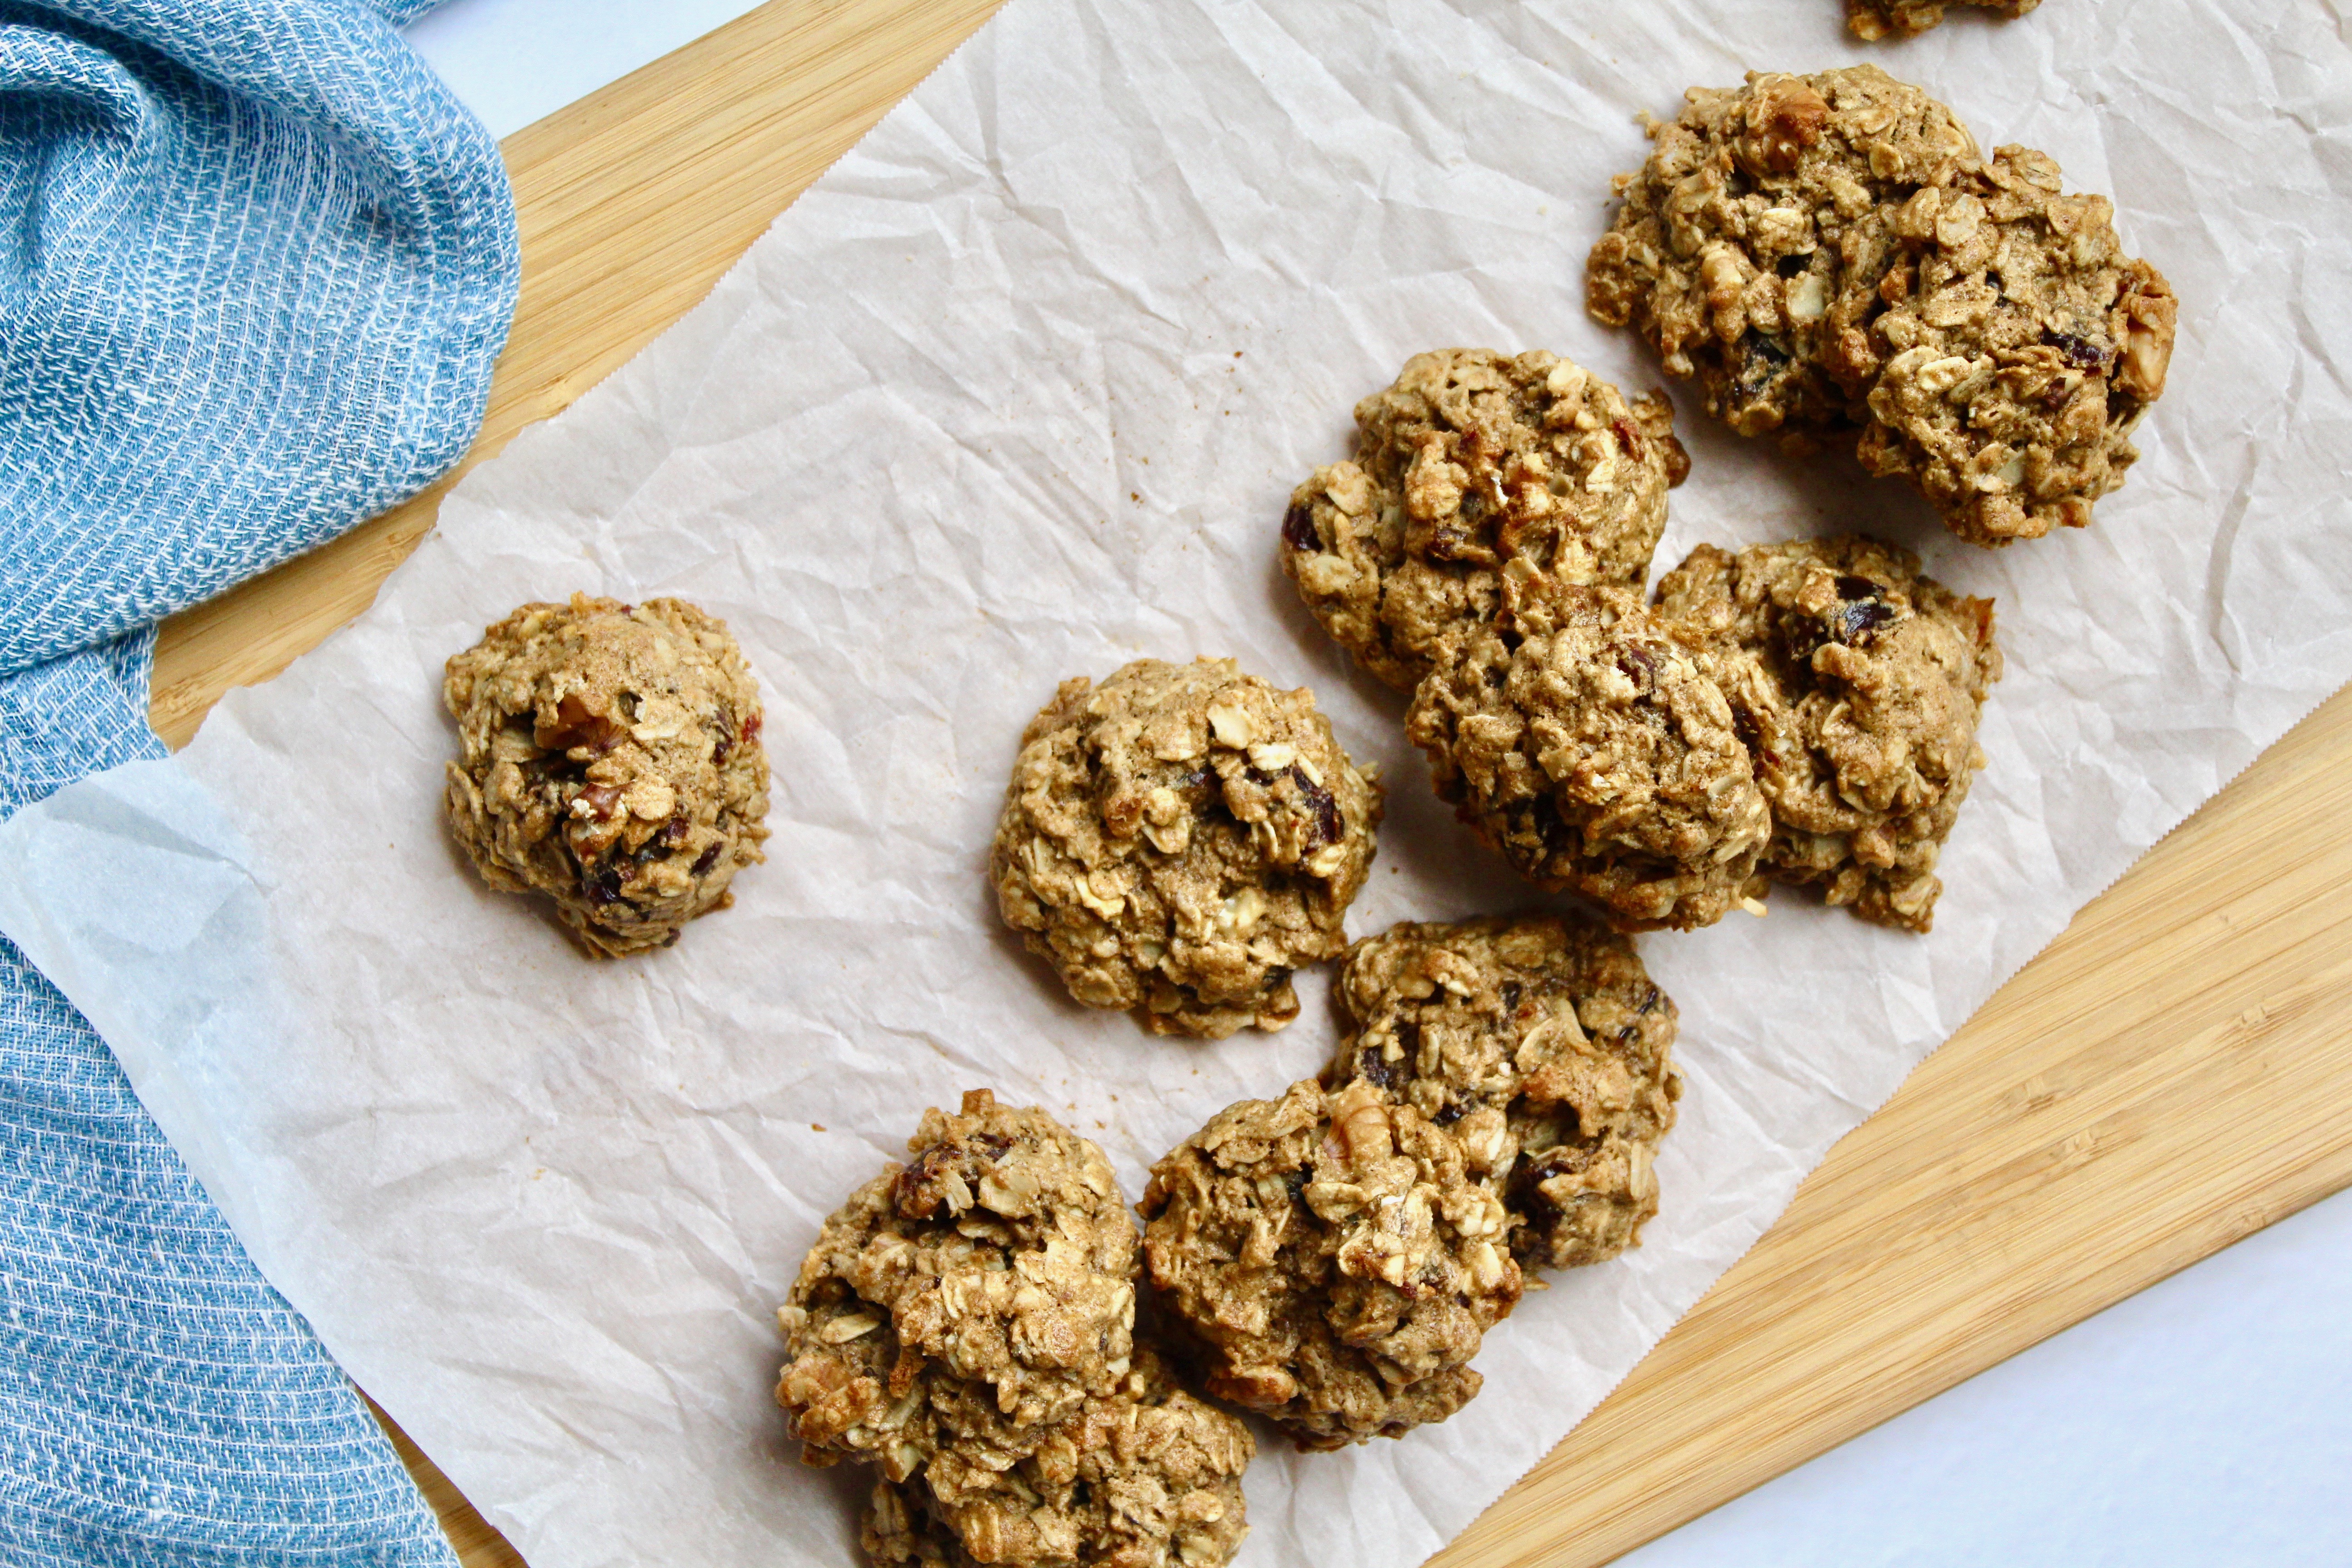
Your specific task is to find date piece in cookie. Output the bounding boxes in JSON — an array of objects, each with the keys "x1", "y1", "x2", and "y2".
[
  {"x1": 442, "y1": 593, "x2": 769, "y2": 956},
  {"x1": 990, "y1": 657, "x2": 1384, "y2": 1039},
  {"x1": 1854, "y1": 147, "x2": 2177, "y2": 544},
  {"x1": 1587, "y1": 67, "x2": 1981, "y2": 444},
  {"x1": 1140, "y1": 1078, "x2": 1521, "y2": 1450},
  {"x1": 1280, "y1": 348, "x2": 1688, "y2": 693},
  {"x1": 1655, "y1": 536, "x2": 2002, "y2": 931},
  {"x1": 1407, "y1": 582, "x2": 1770, "y2": 931},
  {"x1": 1328, "y1": 917, "x2": 1681, "y2": 1271},
  {"x1": 1846, "y1": 0, "x2": 2039, "y2": 41},
  {"x1": 865, "y1": 1348, "x2": 1254, "y2": 1568},
  {"x1": 774, "y1": 1091, "x2": 1140, "y2": 1478}
]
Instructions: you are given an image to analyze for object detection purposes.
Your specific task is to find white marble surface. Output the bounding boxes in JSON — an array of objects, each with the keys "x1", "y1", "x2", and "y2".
[
  {"x1": 402, "y1": 2, "x2": 2352, "y2": 1560},
  {"x1": 1617, "y1": 1186, "x2": 2352, "y2": 1567}
]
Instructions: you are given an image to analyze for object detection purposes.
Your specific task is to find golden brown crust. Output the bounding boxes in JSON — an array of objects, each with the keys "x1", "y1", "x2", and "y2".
[
  {"x1": 793, "y1": 1097, "x2": 1254, "y2": 1568},
  {"x1": 1855, "y1": 149, "x2": 2177, "y2": 544},
  {"x1": 1139, "y1": 1079, "x2": 1520, "y2": 1450},
  {"x1": 1327, "y1": 916, "x2": 1681, "y2": 1271},
  {"x1": 1405, "y1": 581, "x2": 1770, "y2": 931},
  {"x1": 441, "y1": 593, "x2": 769, "y2": 956},
  {"x1": 1279, "y1": 349, "x2": 1686, "y2": 692},
  {"x1": 1654, "y1": 536, "x2": 2003, "y2": 931},
  {"x1": 990, "y1": 657, "x2": 1384, "y2": 1039}
]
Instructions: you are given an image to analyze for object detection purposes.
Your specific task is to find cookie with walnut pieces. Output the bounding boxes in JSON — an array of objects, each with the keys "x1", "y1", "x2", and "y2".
[
  {"x1": 773, "y1": 1091, "x2": 1142, "y2": 1481},
  {"x1": 1846, "y1": 0, "x2": 2039, "y2": 40},
  {"x1": 1852, "y1": 145, "x2": 2176, "y2": 544},
  {"x1": 990, "y1": 657, "x2": 1384, "y2": 1039},
  {"x1": 1654, "y1": 536, "x2": 2003, "y2": 932},
  {"x1": 441, "y1": 593, "x2": 769, "y2": 956},
  {"x1": 862, "y1": 1347, "x2": 1253, "y2": 1568},
  {"x1": 1406, "y1": 580, "x2": 1770, "y2": 931},
  {"x1": 1140, "y1": 1078, "x2": 1522, "y2": 1450},
  {"x1": 1327, "y1": 916, "x2": 1681, "y2": 1272},
  {"x1": 1587, "y1": 65, "x2": 2176, "y2": 546},
  {"x1": 1279, "y1": 348, "x2": 1687, "y2": 693},
  {"x1": 1587, "y1": 67, "x2": 1982, "y2": 445}
]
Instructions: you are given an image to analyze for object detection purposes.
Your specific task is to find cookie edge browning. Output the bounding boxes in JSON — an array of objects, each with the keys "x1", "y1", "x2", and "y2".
[
  {"x1": 1585, "y1": 65, "x2": 2171, "y2": 546},
  {"x1": 1653, "y1": 535, "x2": 2004, "y2": 932},
  {"x1": 1137, "y1": 1078, "x2": 1521, "y2": 1451},
  {"x1": 1846, "y1": 0, "x2": 2041, "y2": 40},
  {"x1": 774, "y1": 1090, "x2": 1142, "y2": 1474}
]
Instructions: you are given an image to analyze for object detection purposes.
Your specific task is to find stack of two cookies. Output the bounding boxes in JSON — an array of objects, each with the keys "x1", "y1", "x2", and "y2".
[
  {"x1": 774, "y1": 1091, "x2": 1253, "y2": 1568},
  {"x1": 1140, "y1": 911, "x2": 1682, "y2": 1450}
]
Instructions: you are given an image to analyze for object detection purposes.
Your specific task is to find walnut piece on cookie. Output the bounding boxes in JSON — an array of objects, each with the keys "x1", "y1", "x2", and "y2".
[
  {"x1": 863, "y1": 1347, "x2": 1253, "y2": 1568},
  {"x1": 1279, "y1": 348, "x2": 1687, "y2": 692},
  {"x1": 1587, "y1": 66, "x2": 2175, "y2": 545},
  {"x1": 1655, "y1": 536, "x2": 2003, "y2": 932},
  {"x1": 1327, "y1": 916, "x2": 1681, "y2": 1271},
  {"x1": 1846, "y1": 0, "x2": 2040, "y2": 41},
  {"x1": 441, "y1": 593, "x2": 769, "y2": 956},
  {"x1": 990, "y1": 657, "x2": 1384, "y2": 1039},
  {"x1": 774, "y1": 1091, "x2": 1141, "y2": 1478},
  {"x1": 1406, "y1": 580, "x2": 1770, "y2": 931},
  {"x1": 1140, "y1": 1078, "x2": 1522, "y2": 1450}
]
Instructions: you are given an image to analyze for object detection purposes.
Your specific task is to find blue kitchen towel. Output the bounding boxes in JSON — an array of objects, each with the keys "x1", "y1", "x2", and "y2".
[{"x1": 0, "y1": 0, "x2": 518, "y2": 1562}]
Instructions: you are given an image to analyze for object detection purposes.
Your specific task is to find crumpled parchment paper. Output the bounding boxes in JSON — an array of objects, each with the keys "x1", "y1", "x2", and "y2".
[{"x1": 4, "y1": 2, "x2": 2350, "y2": 1565}]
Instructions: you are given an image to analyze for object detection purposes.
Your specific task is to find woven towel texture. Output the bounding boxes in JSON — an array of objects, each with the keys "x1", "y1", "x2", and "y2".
[
  {"x1": 0, "y1": 645, "x2": 462, "y2": 1568},
  {"x1": 0, "y1": 0, "x2": 517, "y2": 1561},
  {"x1": 0, "y1": 0, "x2": 516, "y2": 677}
]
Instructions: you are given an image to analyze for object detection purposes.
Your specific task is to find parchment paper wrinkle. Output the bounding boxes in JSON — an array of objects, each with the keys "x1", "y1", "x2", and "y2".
[{"x1": 3, "y1": 3, "x2": 2350, "y2": 1566}]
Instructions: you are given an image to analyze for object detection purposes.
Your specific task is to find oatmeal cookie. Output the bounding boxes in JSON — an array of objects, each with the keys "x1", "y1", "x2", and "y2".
[
  {"x1": 864, "y1": 1348, "x2": 1253, "y2": 1568},
  {"x1": 1279, "y1": 348, "x2": 1687, "y2": 692},
  {"x1": 1406, "y1": 581, "x2": 1770, "y2": 931},
  {"x1": 442, "y1": 594, "x2": 769, "y2": 956},
  {"x1": 990, "y1": 657, "x2": 1384, "y2": 1039},
  {"x1": 1588, "y1": 68, "x2": 2176, "y2": 545},
  {"x1": 1328, "y1": 917, "x2": 1681, "y2": 1271},
  {"x1": 1853, "y1": 148, "x2": 2177, "y2": 544},
  {"x1": 774, "y1": 1091, "x2": 1140, "y2": 1478},
  {"x1": 1846, "y1": 0, "x2": 2039, "y2": 40},
  {"x1": 1587, "y1": 67, "x2": 1981, "y2": 443},
  {"x1": 1140, "y1": 1078, "x2": 1520, "y2": 1450},
  {"x1": 1655, "y1": 537, "x2": 2002, "y2": 931}
]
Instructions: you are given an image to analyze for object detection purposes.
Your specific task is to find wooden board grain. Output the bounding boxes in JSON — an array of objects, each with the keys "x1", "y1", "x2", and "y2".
[{"x1": 145, "y1": 5, "x2": 2352, "y2": 1565}]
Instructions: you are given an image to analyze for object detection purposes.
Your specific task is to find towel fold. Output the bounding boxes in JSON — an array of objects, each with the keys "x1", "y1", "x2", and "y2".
[{"x1": 0, "y1": 0, "x2": 518, "y2": 1560}]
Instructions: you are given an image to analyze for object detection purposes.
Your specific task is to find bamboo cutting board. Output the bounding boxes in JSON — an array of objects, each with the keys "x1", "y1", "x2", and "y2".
[{"x1": 149, "y1": 4, "x2": 2352, "y2": 1564}]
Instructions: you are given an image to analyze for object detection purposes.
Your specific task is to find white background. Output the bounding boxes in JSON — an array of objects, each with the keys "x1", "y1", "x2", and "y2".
[{"x1": 403, "y1": 2, "x2": 2352, "y2": 1563}]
